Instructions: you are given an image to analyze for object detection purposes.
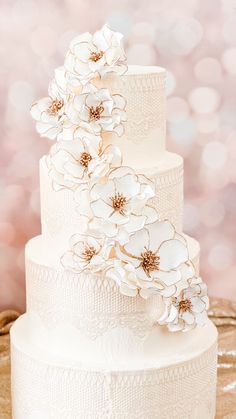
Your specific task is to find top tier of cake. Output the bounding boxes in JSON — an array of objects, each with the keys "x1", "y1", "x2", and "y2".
[{"x1": 98, "y1": 65, "x2": 166, "y2": 168}]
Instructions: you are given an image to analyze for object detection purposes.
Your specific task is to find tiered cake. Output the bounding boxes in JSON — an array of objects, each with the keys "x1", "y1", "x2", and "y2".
[{"x1": 11, "y1": 25, "x2": 218, "y2": 418}]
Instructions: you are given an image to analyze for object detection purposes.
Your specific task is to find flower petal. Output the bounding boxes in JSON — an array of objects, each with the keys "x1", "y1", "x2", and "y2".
[
  {"x1": 123, "y1": 228, "x2": 149, "y2": 258},
  {"x1": 158, "y1": 239, "x2": 189, "y2": 270},
  {"x1": 125, "y1": 214, "x2": 146, "y2": 233},
  {"x1": 120, "y1": 283, "x2": 138, "y2": 297},
  {"x1": 91, "y1": 180, "x2": 114, "y2": 201},
  {"x1": 181, "y1": 311, "x2": 195, "y2": 325},
  {"x1": 113, "y1": 174, "x2": 140, "y2": 198},
  {"x1": 154, "y1": 270, "x2": 181, "y2": 286},
  {"x1": 147, "y1": 220, "x2": 175, "y2": 252},
  {"x1": 90, "y1": 199, "x2": 114, "y2": 219}
]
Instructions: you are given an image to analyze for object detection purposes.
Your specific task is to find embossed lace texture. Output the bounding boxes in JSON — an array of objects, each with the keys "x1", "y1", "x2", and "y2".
[
  {"x1": 26, "y1": 246, "x2": 199, "y2": 340},
  {"x1": 149, "y1": 164, "x2": 183, "y2": 231},
  {"x1": 40, "y1": 159, "x2": 183, "y2": 238},
  {"x1": 26, "y1": 260, "x2": 162, "y2": 339},
  {"x1": 103, "y1": 72, "x2": 166, "y2": 145},
  {"x1": 11, "y1": 340, "x2": 217, "y2": 419}
]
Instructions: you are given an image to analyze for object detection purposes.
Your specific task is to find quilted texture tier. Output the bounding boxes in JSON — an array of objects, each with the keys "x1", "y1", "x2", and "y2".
[
  {"x1": 11, "y1": 314, "x2": 218, "y2": 418},
  {"x1": 97, "y1": 65, "x2": 166, "y2": 167},
  {"x1": 24, "y1": 234, "x2": 200, "y2": 361},
  {"x1": 40, "y1": 151, "x2": 183, "y2": 241}
]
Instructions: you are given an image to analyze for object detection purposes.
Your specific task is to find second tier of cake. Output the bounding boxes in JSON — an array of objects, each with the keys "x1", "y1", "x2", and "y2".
[{"x1": 40, "y1": 151, "x2": 184, "y2": 240}]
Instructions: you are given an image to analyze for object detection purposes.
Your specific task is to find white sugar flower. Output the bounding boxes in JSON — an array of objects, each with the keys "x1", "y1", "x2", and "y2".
[
  {"x1": 46, "y1": 137, "x2": 122, "y2": 191},
  {"x1": 90, "y1": 144, "x2": 122, "y2": 178},
  {"x1": 106, "y1": 260, "x2": 158, "y2": 298},
  {"x1": 134, "y1": 261, "x2": 196, "y2": 300},
  {"x1": 61, "y1": 234, "x2": 112, "y2": 273},
  {"x1": 89, "y1": 166, "x2": 158, "y2": 244},
  {"x1": 46, "y1": 137, "x2": 100, "y2": 191},
  {"x1": 158, "y1": 277, "x2": 209, "y2": 332},
  {"x1": 65, "y1": 24, "x2": 127, "y2": 84},
  {"x1": 66, "y1": 83, "x2": 126, "y2": 137},
  {"x1": 30, "y1": 67, "x2": 70, "y2": 140},
  {"x1": 156, "y1": 261, "x2": 197, "y2": 298},
  {"x1": 117, "y1": 220, "x2": 189, "y2": 286}
]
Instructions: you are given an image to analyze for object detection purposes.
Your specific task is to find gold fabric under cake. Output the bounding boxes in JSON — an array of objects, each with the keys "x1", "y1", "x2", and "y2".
[
  {"x1": 209, "y1": 298, "x2": 236, "y2": 419},
  {"x1": 0, "y1": 299, "x2": 236, "y2": 419},
  {"x1": 0, "y1": 311, "x2": 19, "y2": 419}
]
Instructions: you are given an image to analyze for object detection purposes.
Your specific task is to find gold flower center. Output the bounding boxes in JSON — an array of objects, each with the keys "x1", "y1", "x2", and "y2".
[
  {"x1": 48, "y1": 99, "x2": 64, "y2": 115},
  {"x1": 89, "y1": 105, "x2": 104, "y2": 121},
  {"x1": 90, "y1": 50, "x2": 104, "y2": 62},
  {"x1": 111, "y1": 193, "x2": 127, "y2": 214},
  {"x1": 82, "y1": 246, "x2": 97, "y2": 262},
  {"x1": 178, "y1": 299, "x2": 192, "y2": 313},
  {"x1": 79, "y1": 152, "x2": 92, "y2": 169},
  {"x1": 140, "y1": 249, "x2": 160, "y2": 276}
]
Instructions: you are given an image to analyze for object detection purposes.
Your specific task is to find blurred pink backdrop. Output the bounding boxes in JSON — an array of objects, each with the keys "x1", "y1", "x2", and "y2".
[{"x1": 1, "y1": 0, "x2": 236, "y2": 312}]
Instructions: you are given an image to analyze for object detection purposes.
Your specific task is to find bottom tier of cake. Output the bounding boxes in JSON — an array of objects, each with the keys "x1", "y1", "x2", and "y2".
[{"x1": 11, "y1": 315, "x2": 218, "y2": 419}]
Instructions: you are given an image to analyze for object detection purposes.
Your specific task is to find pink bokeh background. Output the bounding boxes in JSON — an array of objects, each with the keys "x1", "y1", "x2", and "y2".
[{"x1": 1, "y1": 0, "x2": 236, "y2": 312}]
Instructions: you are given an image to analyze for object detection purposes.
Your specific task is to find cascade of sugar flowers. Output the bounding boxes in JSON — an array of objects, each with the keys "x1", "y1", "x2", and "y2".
[{"x1": 30, "y1": 24, "x2": 209, "y2": 332}]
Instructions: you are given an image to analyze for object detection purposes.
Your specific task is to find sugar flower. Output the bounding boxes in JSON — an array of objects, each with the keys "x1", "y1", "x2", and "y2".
[
  {"x1": 155, "y1": 261, "x2": 197, "y2": 298},
  {"x1": 46, "y1": 137, "x2": 122, "y2": 191},
  {"x1": 158, "y1": 277, "x2": 209, "y2": 332},
  {"x1": 61, "y1": 234, "x2": 112, "y2": 273},
  {"x1": 65, "y1": 24, "x2": 127, "y2": 83},
  {"x1": 117, "y1": 220, "x2": 189, "y2": 286},
  {"x1": 66, "y1": 83, "x2": 126, "y2": 137},
  {"x1": 106, "y1": 260, "x2": 159, "y2": 298},
  {"x1": 89, "y1": 166, "x2": 158, "y2": 244},
  {"x1": 30, "y1": 67, "x2": 69, "y2": 140}
]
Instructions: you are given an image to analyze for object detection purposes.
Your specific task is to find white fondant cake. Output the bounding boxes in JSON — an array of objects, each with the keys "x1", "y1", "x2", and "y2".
[
  {"x1": 40, "y1": 151, "x2": 184, "y2": 238},
  {"x1": 11, "y1": 25, "x2": 217, "y2": 419},
  {"x1": 11, "y1": 315, "x2": 217, "y2": 418},
  {"x1": 97, "y1": 65, "x2": 166, "y2": 168}
]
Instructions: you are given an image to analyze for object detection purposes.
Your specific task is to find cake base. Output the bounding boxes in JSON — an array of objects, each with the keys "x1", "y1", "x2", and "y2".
[{"x1": 11, "y1": 315, "x2": 217, "y2": 419}]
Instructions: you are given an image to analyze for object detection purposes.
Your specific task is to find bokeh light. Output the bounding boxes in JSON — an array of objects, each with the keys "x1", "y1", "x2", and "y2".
[
  {"x1": 222, "y1": 48, "x2": 236, "y2": 74},
  {"x1": 167, "y1": 97, "x2": 190, "y2": 123},
  {"x1": 202, "y1": 141, "x2": 228, "y2": 170},
  {"x1": 127, "y1": 43, "x2": 156, "y2": 65},
  {"x1": 194, "y1": 57, "x2": 222, "y2": 84},
  {"x1": 188, "y1": 87, "x2": 221, "y2": 114}
]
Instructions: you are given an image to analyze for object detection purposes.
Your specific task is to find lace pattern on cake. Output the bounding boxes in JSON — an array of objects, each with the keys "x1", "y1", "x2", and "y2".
[
  {"x1": 40, "y1": 159, "x2": 183, "y2": 238},
  {"x1": 149, "y1": 164, "x2": 183, "y2": 230},
  {"x1": 100, "y1": 72, "x2": 166, "y2": 145},
  {"x1": 26, "y1": 248, "x2": 199, "y2": 340},
  {"x1": 26, "y1": 260, "x2": 162, "y2": 339},
  {"x1": 11, "y1": 340, "x2": 217, "y2": 419}
]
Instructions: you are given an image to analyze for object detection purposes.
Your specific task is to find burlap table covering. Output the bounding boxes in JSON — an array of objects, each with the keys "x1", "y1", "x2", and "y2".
[{"x1": 0, "y1": 299, "x2": 236, "y2": 419}]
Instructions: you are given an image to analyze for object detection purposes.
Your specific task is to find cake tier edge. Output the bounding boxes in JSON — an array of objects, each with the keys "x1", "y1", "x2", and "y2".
[{"x1": 10, "y1": 315, "x2": 217, "y2": 419}]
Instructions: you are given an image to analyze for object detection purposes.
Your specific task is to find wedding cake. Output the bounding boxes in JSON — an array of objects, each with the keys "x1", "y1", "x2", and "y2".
[{"x1": 10, "y1": 25, "x2": 218, "y2": 419}]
